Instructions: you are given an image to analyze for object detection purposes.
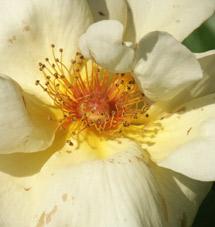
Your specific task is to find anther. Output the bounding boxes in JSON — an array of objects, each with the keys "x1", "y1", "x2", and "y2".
[
  {"x1": 123, "y1": 121, "x2": 130, "y2": 127},
  {"x1": 35, "y1": 80, "x2": 40, "y2": 85},
  {"x1": 129, "y1": 80, "x2": 135, "y2": 84}
]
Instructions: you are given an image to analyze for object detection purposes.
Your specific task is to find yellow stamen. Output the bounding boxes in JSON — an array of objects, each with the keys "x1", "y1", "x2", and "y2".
[{"x1": 36, "y1": 45, "x2": 151, "y2": 135}]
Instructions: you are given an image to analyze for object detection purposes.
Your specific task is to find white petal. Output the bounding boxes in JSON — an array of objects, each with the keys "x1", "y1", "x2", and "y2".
[
  {"x1": 146, "y1": 93, "x2": 215, "y2": 181},
  {"x1": 155, "y1": 50, "x2": 215, "y2": 111},
  {"x1": 0, "y1": 138, "x2": 210, "y2": 227},
  {"x1": 134, "y1": 32, "x2": 202, "y2": 102},
  {"x1": 87, "y1": 0, "x2": 127, "y2": 28},
  {"x1": 79, "y1": 20, "x2": 135, "y2": 72},
  {"x1": 151, "y1": 165, "x2": 211, "y2": 227},
  {"x1": 191, "y1": 50, "x2": 215, "y2": 98},
  {"x1": 0, "y1": 75, "x2": 57, "y2": 154},
  {"x1": 126, "y1": 0, "x2": 215, "y2": 42},
  {"x1": 0, "y1": 0, "x2": 93, "y2": 101}
]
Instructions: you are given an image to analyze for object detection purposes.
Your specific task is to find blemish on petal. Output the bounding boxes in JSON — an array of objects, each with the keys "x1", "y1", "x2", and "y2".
[
  {"x1": 36, "y1": 212, "x2": 45, "y2": 227},
  {"x1": 23, "y1": 25, "x2": 31, "y2": 32},
  {"x1": 46, "y1": 206, "x2": 58, "y2": 224},
  {"x1": 186, "y1": 127, "x2": 192, "y2": 135},
  {"x1": 117, "y1": 140, "x2": 122, "y2": 144},
  {"x1": 24, "y1": 187, "x2": 31, "y2": 191},
  {"x1": 98, "y1": 11, "x2": 105, "y2": 16},
  {"x1": 62, "y1": 193, "x2": 68, "y2": 202},
  {"x1": 8, "y1": 36, "x2": 16, "y2": 44}
]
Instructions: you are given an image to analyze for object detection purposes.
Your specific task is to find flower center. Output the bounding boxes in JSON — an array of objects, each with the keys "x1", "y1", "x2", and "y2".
[{"x1": 36, "y1": 45, "x2": 150, "y2": 135}]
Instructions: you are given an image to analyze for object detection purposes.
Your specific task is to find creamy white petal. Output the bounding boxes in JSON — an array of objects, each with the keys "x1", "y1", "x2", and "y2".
[
  {"x1": 0, "y1": 75, "x2": 58, "y2": 154},
  {"x1": 145, "y1": 93, "x2": 215, "y2": 181},
  {"x1": 87, "y1": 0, "x2": 127, "y2": 28},
  {"x1": 79, "y1": 20, "x2": 135, "y2": 72},
  {"x1": 0, "y1": 137, "x2": 210, "y2": 227},
  {"x1": 155, "y1": 51, "x2": 215, "y2": 112},
  {"x1": 0, "y1": 0, "x2": 93, "y2": 102},
  {"x1": 126, "y1": 0, "x2": 215, "y2": 42},
  {"x1": 134, "y1": 32, "x2": 203, "y2": 102},
  {"x1": 191, "y1": 50, "x2": 215, "y2": 98},
  {"x1": 151, "y1": 165, "x2": 211, "y2": 227}
]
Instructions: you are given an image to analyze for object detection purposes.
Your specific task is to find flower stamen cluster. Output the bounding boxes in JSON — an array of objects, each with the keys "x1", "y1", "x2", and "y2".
[{"x1": 36, "y1": 45, "x2": 150, "y2": 135}]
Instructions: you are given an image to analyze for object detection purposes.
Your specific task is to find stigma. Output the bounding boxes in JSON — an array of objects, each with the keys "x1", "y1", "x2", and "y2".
[{"x1": 36, "y1": 45, "x2": 150, "y2": 135}]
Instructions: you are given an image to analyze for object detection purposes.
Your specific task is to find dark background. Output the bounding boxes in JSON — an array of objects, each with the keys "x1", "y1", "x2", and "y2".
[{"x1": 183, "y1": 14, "x2": 215, "y2": 227}]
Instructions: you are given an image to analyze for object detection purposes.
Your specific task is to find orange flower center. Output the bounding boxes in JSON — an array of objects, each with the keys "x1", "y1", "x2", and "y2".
[{"x1": 36, "y1": 45, "x2": 150, "y2": 135}]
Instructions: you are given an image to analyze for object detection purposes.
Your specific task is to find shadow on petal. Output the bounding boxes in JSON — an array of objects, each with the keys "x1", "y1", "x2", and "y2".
[
  {"x1": 151, "y1": 163, "x2": 211, "y2": 227},
  {"x1": 0, "y1": 129, "x2": 67, "y2": 177}
]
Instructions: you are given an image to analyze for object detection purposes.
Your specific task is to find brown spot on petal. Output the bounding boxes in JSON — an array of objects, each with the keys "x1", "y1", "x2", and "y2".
[
  {"x1": 36, "y1": 212, "x2": 45, "y2": 227},
  {"x1": 22, "y1": 96, "x2": 27, "y2": 108},
  {"x1": 23, "y1": 25, "x2": 31, "y2": 32},
  {"x1": 46, "y1": 206, "x2": 58, "y2": 224},
  {"x1": 8, "y1": 35, "x2": 16, "y2": 44},
  {"x1": 36, "y1": 206, "x2": 58, "y2": 226},
  {"x1": 62, "y1": 193, "x2": 68, "y2": 202},
  {"x1": 98, "y1": 11, "x2": 105, "y2": 16},
  {"x1": 186, "y1": 127, "x2": 192, "y2": 135},
  {"x1": 24, "y1": 187, "x2": 31, "y2": 191}
]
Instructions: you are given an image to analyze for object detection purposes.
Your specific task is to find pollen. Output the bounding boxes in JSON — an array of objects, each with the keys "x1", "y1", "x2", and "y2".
[{"x1": 36, "y1": 45, "x2": 150, "y2": 135}]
